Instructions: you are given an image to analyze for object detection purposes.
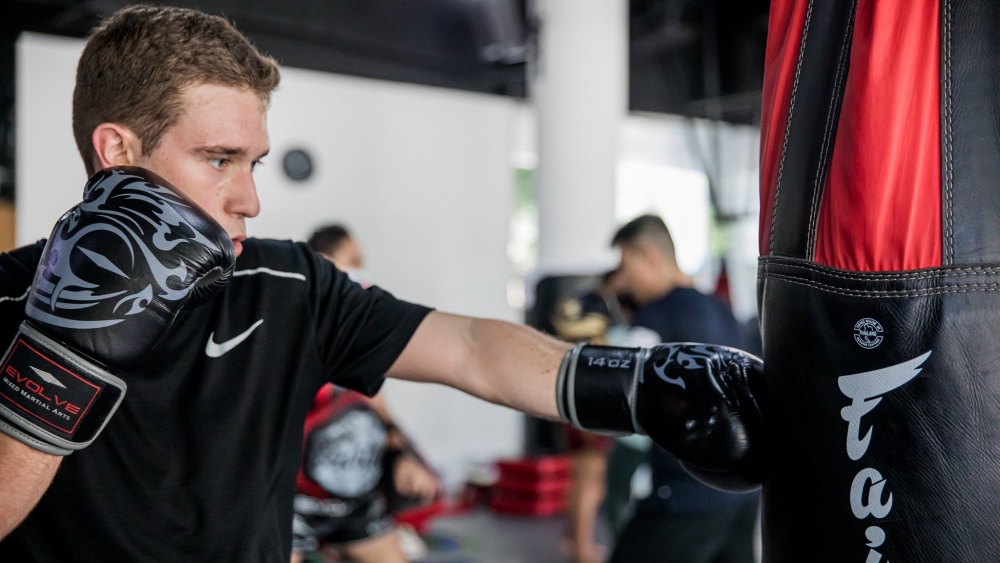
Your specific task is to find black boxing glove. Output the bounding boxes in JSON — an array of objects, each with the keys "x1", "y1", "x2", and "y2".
[
  {"x1": 0, "y1": 166, "x2": 235, "y2": 455},
  {"x1": 556, "y1": 343, "x2": 764, "y2": 492}
]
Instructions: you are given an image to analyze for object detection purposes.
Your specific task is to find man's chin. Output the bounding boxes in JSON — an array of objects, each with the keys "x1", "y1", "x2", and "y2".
[{"x1": 232, "y1": 239, "x2": 244, "y2": 257}]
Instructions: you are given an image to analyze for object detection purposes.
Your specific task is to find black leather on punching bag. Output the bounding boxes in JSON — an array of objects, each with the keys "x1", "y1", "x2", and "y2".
[{"x1": 758, "y1": 0, "x2": 1000, "y2": 561}]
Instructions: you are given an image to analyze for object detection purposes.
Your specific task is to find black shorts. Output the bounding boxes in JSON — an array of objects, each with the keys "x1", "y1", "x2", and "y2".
[{"x1": 291, "y1": 494, "x2": 393, "y2": 553}]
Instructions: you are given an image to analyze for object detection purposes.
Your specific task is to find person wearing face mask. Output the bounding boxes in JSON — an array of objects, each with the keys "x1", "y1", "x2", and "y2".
[
  {"x1": 294, "y1": 224, "x2": 441, "y2": 563},
  {"x1": 308, "y1": 224, "x2": 369, "y2": 286}
]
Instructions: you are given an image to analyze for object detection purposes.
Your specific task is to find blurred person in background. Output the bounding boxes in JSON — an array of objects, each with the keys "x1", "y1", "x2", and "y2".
[
  {"x1": 306, "y1": 224, "x2": 418, "y2": 438},
  {"x1": 291, "y1": 383, "x2": 439, "y2": 563},
  {"x1": 290, "y1": 225, "x2": 441, "y2": 563},
  {"x1": 308, "y1": 225, "x2": 365, "y2": 285},
  {"x1": 550, "y1": 268, "x2": 659, "y2": 563},
  {"x1": 607, "y1": 215, "x2": 759, "y2": 563}
]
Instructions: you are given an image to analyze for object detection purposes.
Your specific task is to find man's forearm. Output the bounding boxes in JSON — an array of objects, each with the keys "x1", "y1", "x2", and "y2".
[
  {"x1": 0, "y1": 434, "x2": 60, "y2": 539},
  {"x1": 461, "y1": 317, "x2": 571, "y2": 419},
  {"x1": 388, "y1": 311, "x2": 571, "y2": 419}
]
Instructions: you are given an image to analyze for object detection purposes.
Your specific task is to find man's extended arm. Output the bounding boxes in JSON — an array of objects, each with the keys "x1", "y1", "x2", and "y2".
[
  {"x1": 388, "y1": 310, "x2": 764, "y2": 492},
  {"x1": 0, "y1": 434, "x2": 60, "y2": 538},
  {"x1": 387, "y1": 311, "x2": 571, "y2": 419}
]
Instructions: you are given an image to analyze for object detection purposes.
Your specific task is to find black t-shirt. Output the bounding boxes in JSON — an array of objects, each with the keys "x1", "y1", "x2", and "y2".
[
  {"x1": 0, "y1": 238, "x2": 431, "y2": 561},
  {"x1": 632, "y1": 287, "x2": 757, "y2": 512}
]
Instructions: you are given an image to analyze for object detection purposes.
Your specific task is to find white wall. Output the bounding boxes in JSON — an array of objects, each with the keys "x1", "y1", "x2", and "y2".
[
  {"x1": 15, "y1": 33, "x2": 88, "y2": 240},
  {"x1": 16, "y1": 32, "x2": 524, "y2": 489}
]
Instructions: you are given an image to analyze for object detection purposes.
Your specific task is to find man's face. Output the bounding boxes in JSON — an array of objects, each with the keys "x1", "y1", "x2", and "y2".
[
  {"x1": 328, "y1": 238, "x2": 364, "y2": 272},
  {"x1": 617, "y1": 243, "x2": 657, "y2": 304},
  {"x1": 135, "y1": 83, "x2": 269, "y2": 257}
]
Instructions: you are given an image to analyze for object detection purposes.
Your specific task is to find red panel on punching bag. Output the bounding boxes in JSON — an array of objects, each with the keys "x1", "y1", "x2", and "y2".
[
  {"x1": 814, "y1": 0, "x2": 941, "y2": 271},
  {"x1": 759, "y1": 0, "x2": 810, "y2": 257}
]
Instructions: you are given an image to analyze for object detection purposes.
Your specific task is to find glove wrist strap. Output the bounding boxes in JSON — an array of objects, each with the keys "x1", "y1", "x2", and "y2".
[
  {"x1": 557, "y1": 344, "x2": 646, "y2": 434},
  {"x1": 0, "y1": 322, "x2": 127, "y2": 455}
]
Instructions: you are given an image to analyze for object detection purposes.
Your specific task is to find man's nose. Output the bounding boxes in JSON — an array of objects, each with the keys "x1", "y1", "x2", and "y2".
[{"x1": 232, "y1": 169, "x2": 261, "y2": 219}]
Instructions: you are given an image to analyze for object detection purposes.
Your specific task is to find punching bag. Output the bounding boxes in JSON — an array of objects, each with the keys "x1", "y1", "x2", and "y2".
[{"x1": 758, "y1": 1, "x2": 1000, "y2": 561}]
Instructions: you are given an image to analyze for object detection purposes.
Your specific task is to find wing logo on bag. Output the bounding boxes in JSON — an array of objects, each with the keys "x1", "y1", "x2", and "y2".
[{"x1": 838, "y1": 351, "x2": 931, "y2": 563}]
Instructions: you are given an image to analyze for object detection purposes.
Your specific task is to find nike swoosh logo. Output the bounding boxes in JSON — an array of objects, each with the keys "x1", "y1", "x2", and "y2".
[{"x1": 205, "y1": 319, "x2": 264, "y2": 358}]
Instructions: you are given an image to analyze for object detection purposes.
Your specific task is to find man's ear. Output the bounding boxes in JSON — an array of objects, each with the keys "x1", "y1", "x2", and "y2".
[{"x1": 91, "y1": 123, "x2": 142, "y2": 170}]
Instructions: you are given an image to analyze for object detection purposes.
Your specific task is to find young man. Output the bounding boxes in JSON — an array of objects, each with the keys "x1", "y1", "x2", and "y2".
[
  {"x1": 609, "y1": 214, "x2": 758, "y2": 563},
  {"x1": 0, "y1": 6, "x2": 762, "y2": 561}
]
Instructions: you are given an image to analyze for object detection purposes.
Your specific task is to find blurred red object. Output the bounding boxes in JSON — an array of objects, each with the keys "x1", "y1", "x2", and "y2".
[
  {"x1": 395, "y1": 498, "x2": 448, "y2": 535},
  {"x1": 496, "y1": 455, "x2": 572, "y2": 483},
  {"x1": 490, "y1": 455, "x2": 572, "y2": 517}
]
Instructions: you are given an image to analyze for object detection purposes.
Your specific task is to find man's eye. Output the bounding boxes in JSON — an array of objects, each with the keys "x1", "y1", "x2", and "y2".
[
  {"x1": 251, "y1": 159, "x2": 265, "y2": 172},
  {"x1": 209, "y1": 158, "x2": 227, "y2": 169}
]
